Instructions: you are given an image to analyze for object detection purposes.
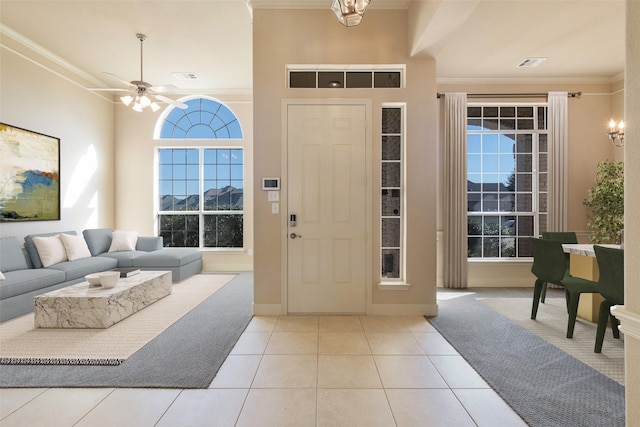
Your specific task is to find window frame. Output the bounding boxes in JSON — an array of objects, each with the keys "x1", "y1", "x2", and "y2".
[
  {"x1": 156, "y1": 147, "x2": 245, "y2": 251},
  {"x1": 466, "y1": 103, "x2": 548, "y2": 261},
  {"x1": 380, "y1": 103, "x2": 407, "y2": 283}
]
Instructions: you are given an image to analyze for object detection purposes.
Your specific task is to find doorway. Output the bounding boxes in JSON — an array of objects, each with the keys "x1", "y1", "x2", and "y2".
[{"x1": 286, "y1": 102, "x2": 369, "y2": 313}]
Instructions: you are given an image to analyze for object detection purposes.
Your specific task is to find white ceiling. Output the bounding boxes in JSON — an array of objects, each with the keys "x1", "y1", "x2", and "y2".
[{"x1": 0, "y1": 0, "x2": 626, "y2": 95}]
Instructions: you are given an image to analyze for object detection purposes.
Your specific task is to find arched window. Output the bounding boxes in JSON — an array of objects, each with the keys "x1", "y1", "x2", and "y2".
[
  {"x1": 155, "y1": 97, "x2": 244, "y2": 249},
  {"x1": 157, "y1": 97, "x2": 242, "y2": 139}
]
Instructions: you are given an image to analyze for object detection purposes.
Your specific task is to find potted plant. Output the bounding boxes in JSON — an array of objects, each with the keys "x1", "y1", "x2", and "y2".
[{"x1": 582, "y1": 160, "x2": 624, "y2": 244}]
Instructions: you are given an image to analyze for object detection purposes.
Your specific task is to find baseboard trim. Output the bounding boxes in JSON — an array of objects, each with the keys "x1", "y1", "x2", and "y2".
[
  {"x1": 370, "y1": 303, "x2": 437, "y2": 316},
  {"x1": 252, "y1": 303, "x2": 438, "y2": 316},
  {"x1": 252, "y1": 303, "x2": 282, "y2": 316}
]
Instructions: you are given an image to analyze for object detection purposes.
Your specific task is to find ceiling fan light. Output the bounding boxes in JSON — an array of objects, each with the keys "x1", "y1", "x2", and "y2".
[
  {"x1": 132, "y1": 102, "x2": 143, "y2": 112},
  {"x1": 140, "y1": 95, "x2": 151, "y2": 107},
  {"x1": 120, "y1": 95, "x2": 134, "y2": 106},
  {"x1": 150, "y1": 102, "x2": 160, "y2": 112}
]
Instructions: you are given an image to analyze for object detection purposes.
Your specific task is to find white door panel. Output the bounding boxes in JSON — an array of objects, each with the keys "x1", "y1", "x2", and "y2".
[{"x1": 287, "y1": 104, "x2": 367, "y2": 313}]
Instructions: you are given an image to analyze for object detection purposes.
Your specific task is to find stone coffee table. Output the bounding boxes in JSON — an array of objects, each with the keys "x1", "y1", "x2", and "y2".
[{"x1": 34, "y1": 271, "x2": 172, "y2": 328}]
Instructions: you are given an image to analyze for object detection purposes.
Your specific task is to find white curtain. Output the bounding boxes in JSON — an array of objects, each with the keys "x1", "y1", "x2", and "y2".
[
  {"x1": 443, "y1": 93, "x2": 468, "y2": 288},
  {"x1": 547, "y1": 92, "x2": 569, "y2": 232}
]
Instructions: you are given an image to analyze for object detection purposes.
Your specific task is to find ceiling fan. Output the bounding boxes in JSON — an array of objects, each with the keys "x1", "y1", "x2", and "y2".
[{"x1": 89, "y1": 33, "x2": 187, "y2": 112}]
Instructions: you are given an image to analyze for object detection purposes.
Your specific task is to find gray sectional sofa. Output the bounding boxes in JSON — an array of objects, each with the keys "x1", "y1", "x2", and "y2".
[{"x1": 0, "y1": 228, "x2": 202, "y2": 322}]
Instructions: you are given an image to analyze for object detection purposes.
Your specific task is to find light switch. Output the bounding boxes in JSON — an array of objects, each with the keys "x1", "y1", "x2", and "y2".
[
  {"x1": 271, "y1": 202, "x2": 279, "y2": 214},
  {"x1": 268, "y1": 191, "x2": 279, "y2": 202}
]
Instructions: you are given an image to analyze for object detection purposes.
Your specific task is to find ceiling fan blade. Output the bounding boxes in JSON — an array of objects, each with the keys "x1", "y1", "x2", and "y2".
[
  {"x1": 154, "y1": 94, "x2": 188, "y2": 109},
  {"x1": 149, "y1": 84, "x2": 180, "y2": 93},
  {"x1": 102, "y1": 72, "x2": 136, "y2": 89}
]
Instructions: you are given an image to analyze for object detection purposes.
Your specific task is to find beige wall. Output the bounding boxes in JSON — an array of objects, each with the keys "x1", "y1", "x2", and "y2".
[
  {"x1": 0, "y1": 34, "x2": 115, "y2": 241},
  {"x1": 622, "y1": 0, "x2": 640, "y2": 422},
  {"x1": 253, "y1": 9, "x2": 438, "y2": 314},
  {"x1": 115, "y1": 95, "x2": 254, "y2": 272},
  {"x1": 436, "y1": 82, "x2": 624, "y2": 286}
]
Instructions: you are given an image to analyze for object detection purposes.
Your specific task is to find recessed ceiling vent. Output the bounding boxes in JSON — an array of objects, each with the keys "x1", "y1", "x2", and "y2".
[
  {"x1": 172, "y1": 72, "x2": 199, "y2": 81},
  {"x1": 517, "y1": 57, "x2": 547, "y2": 68}
]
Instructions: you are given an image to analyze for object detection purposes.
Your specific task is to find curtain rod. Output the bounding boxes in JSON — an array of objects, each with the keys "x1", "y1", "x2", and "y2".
[{"x1": 436, "y1": 92, "x2": 582, "y2": 99}]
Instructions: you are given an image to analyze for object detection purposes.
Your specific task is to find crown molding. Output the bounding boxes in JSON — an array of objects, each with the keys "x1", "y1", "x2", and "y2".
[
  {"x1": 1, "y1": 23, "x2": 106, "y2": 88},
  {"x1": 437, "y1": 74, "x2": 625, "y2": 86}
]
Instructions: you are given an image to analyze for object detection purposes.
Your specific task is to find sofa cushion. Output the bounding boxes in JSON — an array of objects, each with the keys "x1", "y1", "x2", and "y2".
[
  {"x1": 0, "y1": 236, "x2": 30, "y2": 272},
  {"x1": 136, "y1": 236, "x2": 163, "y2": 252},
  {"x1": 47, "y1": 256, "x2": 118, "y2": 281},
  {"x1": 59, "y1": 233, "x2": 92, "y2": 261},
  {"x1": 0, "y1": 269, "x2": 66, "y2": 300},
  {"x1": 133, "y1": 248, "x2": 202, "y2": 268},
  {"x1": 109, "y1": 230, "x2": 138, "y2": 252},
  {"x1": 82, "y1": 228, "x2": 113, "y2": 256},
  {"x1": 97, "y1": 251, "x2": 148, "y2": 268},
  {"x1": 24, "y1": 231, "x2": 76, "y2": 269},
  {"x1": 32, "y1": 234, "x2": 68, "y2": 267}
]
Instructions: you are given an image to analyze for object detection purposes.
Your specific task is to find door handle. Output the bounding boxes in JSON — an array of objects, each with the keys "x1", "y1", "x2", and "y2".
[{"x1": 290, "y1": 233, "x2": 302, "y2": 239}]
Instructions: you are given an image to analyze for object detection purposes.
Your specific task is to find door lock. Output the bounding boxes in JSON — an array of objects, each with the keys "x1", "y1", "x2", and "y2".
[{"x1": 290, "y1": 233, "x2": 302, "y2": 239}]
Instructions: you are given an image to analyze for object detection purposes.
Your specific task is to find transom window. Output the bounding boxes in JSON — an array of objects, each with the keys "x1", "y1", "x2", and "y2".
[
  {"x1": 467, "y1": 105, "x2": 548, "y2": 259},
  {"x1": 159, "y1": 98, "x2": 242, "y2": 139}
]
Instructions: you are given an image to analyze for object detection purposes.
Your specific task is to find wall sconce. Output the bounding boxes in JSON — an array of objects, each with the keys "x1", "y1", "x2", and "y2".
[
  {"x1": 330, "y1": 0, "x2": 371, "y2": 27},
  {"x1": 608, "y1": 119, "x2": 625, "y2": 147}
]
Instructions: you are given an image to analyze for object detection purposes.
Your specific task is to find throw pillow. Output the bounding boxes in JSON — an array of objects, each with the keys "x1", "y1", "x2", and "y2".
[
  {"x1": 59, "y1": 233, "x2": 92, "y2": 261},
  {"x1": 108, "y1": 230, "x2": 138, "y2": 252},
  {"x1": 32, "y1": 234, "x2": 68, "y2": 267}
]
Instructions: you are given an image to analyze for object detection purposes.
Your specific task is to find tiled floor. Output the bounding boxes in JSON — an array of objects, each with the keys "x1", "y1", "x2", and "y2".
[{"x1": 0, "y1": 315, "x2": 527, "y2": 427}]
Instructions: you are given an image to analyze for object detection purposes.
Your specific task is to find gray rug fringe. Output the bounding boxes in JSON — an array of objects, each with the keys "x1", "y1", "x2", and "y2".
[{"x1": 1, "y1": 357, "x2": 123, "y2": 366}]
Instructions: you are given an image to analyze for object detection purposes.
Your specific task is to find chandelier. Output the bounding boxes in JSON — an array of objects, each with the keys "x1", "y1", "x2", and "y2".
[{"x1": 330, "y1": 0, "x2": 371, "y2": 27}]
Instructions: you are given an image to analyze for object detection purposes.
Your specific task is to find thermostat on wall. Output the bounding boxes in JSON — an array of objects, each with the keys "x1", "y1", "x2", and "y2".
[{"x1": 262, "y1": 177, "x2": 280, "y2": 190}]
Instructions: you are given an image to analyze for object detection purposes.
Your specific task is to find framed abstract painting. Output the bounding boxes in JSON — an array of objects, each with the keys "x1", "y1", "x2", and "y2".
[{"x1": 0, "y1": 123, "x2": 60, "y2": 222}]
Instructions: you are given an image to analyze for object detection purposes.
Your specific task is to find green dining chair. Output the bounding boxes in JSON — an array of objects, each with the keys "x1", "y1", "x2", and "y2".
[
  {"x1": 593, "y1": 245, "x2": 624, "y2": 353},
  {"x1": 540, "y1": 232, "x2": 578, "y2": 303},
  {"x1": 530, "y1": 237, "x2": 598, "y2": 338}
]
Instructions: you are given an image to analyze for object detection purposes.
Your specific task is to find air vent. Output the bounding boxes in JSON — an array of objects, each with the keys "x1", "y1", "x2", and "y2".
[
  {"x1": 517, "y1": 58, "x2": 547, "y2": 68},
  {"x1": 172, "y1": 72, "x2": 199, "y2": 81}
]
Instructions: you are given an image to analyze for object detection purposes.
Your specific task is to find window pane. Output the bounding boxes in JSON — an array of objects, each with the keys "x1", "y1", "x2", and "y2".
[
  {"x1": 382, "y1": 162, "x2": 401, "y2": 187},
  {"x1": 203, "y1": 214, "x2": 243, "y2": 248},
  {"x1": 346, "y1": 72, "x2": 372, "y2": 88},
  {"x1": 374, "y1": 72, "x2": 401, "y2": 88},
  {"x1": 290, "y1": 71, "x2": 316, "y2": 88},
  {"x1": 381, "y1": 189, "x2": 401, "y2": 216},
  {"x1": 468, "y1": 154, "x2": 481, "y2": 173},
  {"x1": 158, "y1": 214, "x2": 199, "y2": 247},
  {"x1": 468, "y1": 193, "x2": 481, "y2": 212},
  {"x1": 482, "y1": 134, "x2": 498, "y2": 152},
  {"x1": 381, "y1": 249, "x2": 400, "y2": 278},
  {"x1": 382, "y1": 108, "x2": 401, "y2": 133},
  {"x1": 318, "y1": 71, "x2": 344, "y2": 88},
  {"x1": 382, "y1": 136, "x2": 401, "y2": 160},
  {"x1": 468, "y1": 237, "x2": 482, "y2": 257},
  {"x1": 468, "y1": 134, "x2": 481, "y2": 153},
  {"x1": 382, "y1": 218, "x2": 400, "y2": 247},
  {"x1": 483, "y1": 154, "x2": 499, "y2": 172}
]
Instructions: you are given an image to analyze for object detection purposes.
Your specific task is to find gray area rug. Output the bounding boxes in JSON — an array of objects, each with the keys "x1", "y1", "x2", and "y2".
[
  {"x1": 428, "y1": 292, "x2": 625, "y2": 427},
  {"x1": 0, "y1": 273, "x2": 253, "y2": 389}
]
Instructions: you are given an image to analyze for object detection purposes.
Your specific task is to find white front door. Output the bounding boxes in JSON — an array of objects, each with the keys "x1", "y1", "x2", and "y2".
[{"x1": 287, "y1": 104, "x2": 367, "y2": 313}]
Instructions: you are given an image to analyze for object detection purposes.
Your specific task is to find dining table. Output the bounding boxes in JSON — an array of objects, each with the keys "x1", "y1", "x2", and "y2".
[{"x1": 562, "y1": 243, "x2": 622, "y2": 322}]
